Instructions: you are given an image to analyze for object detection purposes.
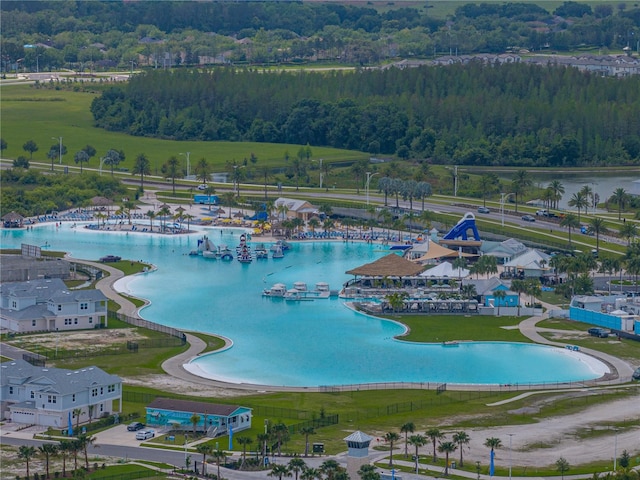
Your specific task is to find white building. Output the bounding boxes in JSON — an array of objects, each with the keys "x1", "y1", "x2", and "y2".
[
  {"x1": 0, "y1": 278, "x2": 107, "y2": 333},
  {"x1": 0, "y1": 359, "x2": 122, "y2": 428}
]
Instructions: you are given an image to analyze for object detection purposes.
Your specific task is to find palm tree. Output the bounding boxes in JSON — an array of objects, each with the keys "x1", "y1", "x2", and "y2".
[
  {"x1": 438, "y1": 441, "x2": 458, "y2": 476},
  {"x1": 319, "y1": 459, "x2": 342, "y2": 480},
  {"x1": 384, "y1": 431, "x2": 401, "y2": 467},
  {"x1": 560, "y1": 213, "x2": 580, "y2": 246},
  {"x1": 132, "y1": 153, "x2": 151, "y2": 189},
  {"x1": 492, "y1": 289, "x2": 507, "y2": 315},
  {"x1": 479, "y1": 173, "x2": 499, "y2": 207},
  {"x1": 452, "y1": 257, "x2": 468, "y2": 289},
  {"x1": 548, "y1": 180, "x2": 565, "y2": 209},
  {"x1": 580, "y1": 185, "x2": 594, "y2": 214},
  {"x1": 461, "y1": 284, "x2": 477, "y2": 300},
  {"x1": 610, "y1": 188, "x2": 629, "y2": 220},
  {"x1": 510, "y1": 169, "x2": 532, "y2": 213},
  {"x1": 358, "y1": 464, "x2": 381, "y2": 480},
  {"x1": 288, "y1": 457, "x2": 307, "y2": 480},
  {"x1": 301, "y1": 467, "x2": 321, "y2": 480},
  {"x1": 568, "y1": 191, "x2": 588, "y2": 222},
  {"x1": 484, "y1": 437, "x2": 502, "y2": 465},
  {"x1": 58, "y1": 439, "x2": 73, "y2": 477},
  {"x1": 588, "y1": 217, "x2": 609, "y2": 254},
  {"x1": 510, "y1": 279, "x2": 527, "y2": 316},
  {"x1": 78, "y1": 434, "x2": 96, "y2": 470},
  {"x1": 257, "y1": 432, "x2": 270, "y2": 463},
  {"x1": 190, "y1": 413, "x2": 201, "y2": 436},
  {"x1": 272, "y1": 422, "x2": 289, "y2": 456},
  {"x1": 236, "y1": 436, "x2": 252, "y2": 468},
  {"x1": 408, "y1": 434, "x2": 427, "y2": 473},
  {"x1": 162, "y1": 156, "x2": 183, "y2": 194},
  {"x1": 212, "y1": 449, "x2": 226, "y2": 480},
  {"x1": 70, "y1": 438, "x2": 83, "y2": 471},
  {"x1": 195, "y1": 157, "x2": 211, "y2": 185},
  {"x1": 269, "y1": 463, "x2": 292, "y2": 480},
  {"x1": 73, "y1": 407, "x2": 84, "y2": 434},
  {"x1": 426, "y1": 428, "x2": 444, "y2": 462},
  {"x1": 619, "y1": 222, "x2": 638, "y2": 246},
  {"x1": 74, "y1": 150, "x2": 89, "y2": 173},
  {"x1": 39, "y1": 443, "x2": 58, "y2": 478},
  {"x1": 452, "y1": 431, "x2": 470, "y2": 468},
  {"x1": 196, "y1": 443, "x2": 213, "y2": 475},
  {"x1": 18, "y1": 445, "x2": 37, "y2": 478},
  {"x1": 300, "y1": 426, "x2": 316, "y2": 457},
  {"x1": 400, "y1": 422, "x2": 415, "y2": 457}
]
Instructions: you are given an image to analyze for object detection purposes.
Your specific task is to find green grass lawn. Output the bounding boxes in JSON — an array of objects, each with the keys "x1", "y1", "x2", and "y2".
[
  {"x1": 395, "y1": 315, "x2": 529, "y2": 343},
  {"x1": 1, "y1": 84, "x2": 366, "y2": 174}
]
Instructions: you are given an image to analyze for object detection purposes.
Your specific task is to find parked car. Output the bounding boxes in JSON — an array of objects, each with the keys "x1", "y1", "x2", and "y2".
[
  {"x1": 588, "y1": 327, "x2": 609, "y2": 338},
  {"x1": 136, "y1": 429, "x2": 155, "y2": 440},
  {"x1": 633, "y1": 367, "x2": 640, "y2": 380},
  {"x1": 127, "y1": 422, "x2": 145, "y2": 431},
  {"x1": 477, "y1": 206, "x2": 491, "y2": 214},
  {"x1": 197, "y1": 184, "x2": 208, "y2": 191},
  {"x1": 521, "y1": 215, "x2": 536, "y2": 222}
]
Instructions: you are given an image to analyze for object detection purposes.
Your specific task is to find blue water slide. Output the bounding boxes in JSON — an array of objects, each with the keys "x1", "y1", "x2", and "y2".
[{"x1": 442, "y1": 213, "x2": 481, "y2": 241}]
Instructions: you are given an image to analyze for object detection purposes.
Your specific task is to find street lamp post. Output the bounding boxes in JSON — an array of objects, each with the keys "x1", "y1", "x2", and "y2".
[
  {"x1": 613, "y1": 428, "x2": 618, "y2": 471},
  {"x1": 365, "y1": 171, "x2": 379, "y2": 206},
  {"x1": 180, "y1": 152, "x2": 191, "y2": 178},
  {"x1": 51, "y1": 136, "x2": 62, "y2": 164},
  {"x1": 99, "y1": 156, "x2": 107, "y2": 176}
]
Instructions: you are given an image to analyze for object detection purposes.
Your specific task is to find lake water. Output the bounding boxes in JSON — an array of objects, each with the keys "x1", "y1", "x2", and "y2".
[{"x1": 1, "y1": 223, "x2": 608, "y2": 387}]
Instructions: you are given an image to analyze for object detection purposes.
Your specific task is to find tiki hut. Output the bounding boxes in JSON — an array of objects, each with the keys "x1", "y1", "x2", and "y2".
[{"x1": 2, "y1": 212, "x2": 24, "y2": 228}]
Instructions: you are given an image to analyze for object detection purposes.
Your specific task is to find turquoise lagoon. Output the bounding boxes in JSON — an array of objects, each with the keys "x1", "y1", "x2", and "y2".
[{"x1": 1, "y1": 223, "x2": 607, "y2": 387}]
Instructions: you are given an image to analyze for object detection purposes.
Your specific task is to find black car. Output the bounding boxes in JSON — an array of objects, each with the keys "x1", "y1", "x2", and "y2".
[
  {"x1": 521, "y1": 215, "x2": 536, "y2": 222},
  {"x1": 127, "y1": 422, "x2": 145, "y2": 431},
  {"x1": 477, "y1": 206, "x2": 491, "y2": 214}
]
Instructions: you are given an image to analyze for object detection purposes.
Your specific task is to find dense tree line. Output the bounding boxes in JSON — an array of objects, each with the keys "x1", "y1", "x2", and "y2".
[
  {"x1": 1, "y1": 1, "x2": 638, "y2": 72},
  {"x1": 0, "y1": 169, "x2": 126, "y2": 216},
  {"x1": 90, "y1": 64, "x2": 640, "y2": 166}
]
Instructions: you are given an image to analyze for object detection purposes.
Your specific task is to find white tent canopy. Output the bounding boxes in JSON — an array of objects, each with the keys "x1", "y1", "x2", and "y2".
[{"x1": 419, "y1": 261, "x2": 470, "y2": 278}]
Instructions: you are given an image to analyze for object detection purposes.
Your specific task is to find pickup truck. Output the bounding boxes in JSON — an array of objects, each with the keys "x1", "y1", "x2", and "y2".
[{"x1": 536, "y1": 209, "x2": 559, "y2": 218}]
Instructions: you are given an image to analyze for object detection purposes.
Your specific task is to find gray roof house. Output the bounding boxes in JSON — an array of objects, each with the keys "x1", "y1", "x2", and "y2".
[
  {"x1": 0, "y1": 359, "x2": 122, "y2": 428},
  {"x1": 0, "y1": 278, "x2": 107, "y2": 333}
]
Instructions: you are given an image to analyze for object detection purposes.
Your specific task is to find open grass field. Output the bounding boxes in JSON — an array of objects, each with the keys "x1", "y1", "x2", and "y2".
[{"x1": 1, "y1": 84, "x2": 366, "y2": 173}]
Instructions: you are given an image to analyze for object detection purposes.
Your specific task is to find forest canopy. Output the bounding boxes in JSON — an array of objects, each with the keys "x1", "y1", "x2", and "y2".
[{"x1": 90, "y1": 64, "x2": 640, "y2": 167}]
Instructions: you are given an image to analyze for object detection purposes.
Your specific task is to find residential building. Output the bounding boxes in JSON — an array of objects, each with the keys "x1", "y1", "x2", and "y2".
[
  {"x1": 145, "y1": 397, "x2": 252, "y2": 437},
  {"x1": 0, "y1": 359, "x2": 122, "y2": 428},
  {"x1": 0, "y1": 278, "x2": 108, "y2": 333}
]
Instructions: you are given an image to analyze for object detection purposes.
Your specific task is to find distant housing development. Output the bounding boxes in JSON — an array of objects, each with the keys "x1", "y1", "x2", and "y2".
[
  {"x1": 0, "y1": 359, "x2": 122, "y2": 428},
  {"x1": 0, "y1": 278, "x2": 108, "y2": 333}
]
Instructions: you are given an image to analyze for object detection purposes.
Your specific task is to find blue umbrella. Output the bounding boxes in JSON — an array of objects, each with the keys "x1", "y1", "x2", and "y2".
[{"x1": 68, "y1": 411, "x2": 73, "y2": 436}]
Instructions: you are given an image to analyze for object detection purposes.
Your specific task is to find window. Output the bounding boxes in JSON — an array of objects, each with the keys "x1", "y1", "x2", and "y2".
[
  {"x1": 74, "y1": 318, "x2": 78, "y2": 324},
  {"x1": 11, "y1": 301, "x2": 17, "y2": 309},
  {"x1": 89, "y1": 317, "x2": 93, "y2": 324},
  {"x1": 32, "y1": 320, "x2": 36, "y2": 327},
  {"x1": 65, "y1": 318, "x2": 72, "y2": 325},
  {"x1": 100, "y1": 404, "x2": 104, "y2": 412},
  {"x1": 47, "y1": 395, "x2": 57, "y2": 404},
  {"x1": 100, "y1": 387, "x2": 104, "y2": 395},
  {"x1": 9, "y1": 387, "x2": 14, "y2": 395},
  {"x1": 92, "y1": 388, "x2": 98, "y2": 397},
  {"x1": 80, "y1": 303, "x2": 88, "y2": 310},
  {"x1": 30, "y1": 391, "x2": 35, "y2": 399},
  {"x1": 72, "y1": 394, "x2": 76, "y2": 402},
  {"x1": 108, "y1": 385, "x2": 116, "y2": 393},
  {"x1": 57, "y1": 305, "x2": 62, "y2": 311}
]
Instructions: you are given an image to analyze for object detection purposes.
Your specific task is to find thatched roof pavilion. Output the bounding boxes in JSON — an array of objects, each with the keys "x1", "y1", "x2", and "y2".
[
  {"x1": 2, "y1": 211, "x2": 24, "y2": 228},
  {"x1": 346, "y1": 253, "x2": 425, "y2": 278}
]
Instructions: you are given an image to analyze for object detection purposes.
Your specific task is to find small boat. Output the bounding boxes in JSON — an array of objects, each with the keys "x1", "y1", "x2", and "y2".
[
  {"x1": 271, "y1": 244, "x2": 284, "y2": 259},
  {"x1": 263, "y1": 283, "x2": 287, "y2": 297},
  {"x1": 293, "y1": 281, "x2": 308, "y2": 292}
]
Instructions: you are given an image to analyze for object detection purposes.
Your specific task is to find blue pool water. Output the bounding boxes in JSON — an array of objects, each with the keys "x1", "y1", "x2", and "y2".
[{"x1": 2, "y1": 224, "x2": 607, "y2": 387}]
